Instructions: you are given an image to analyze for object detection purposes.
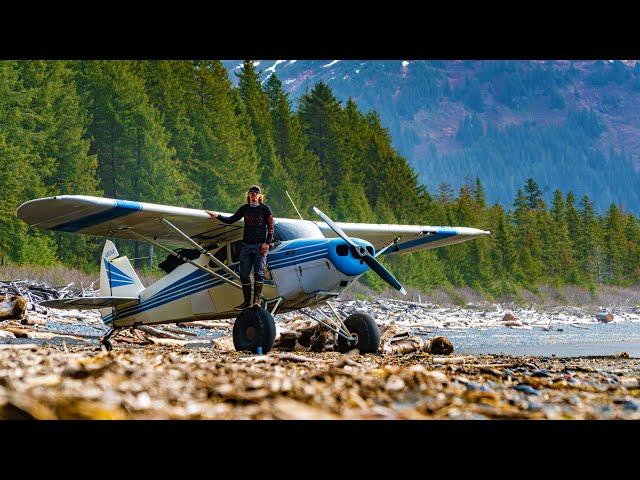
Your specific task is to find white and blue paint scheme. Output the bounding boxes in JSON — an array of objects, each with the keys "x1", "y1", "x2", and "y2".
[{"x1": 17, "y1": 195, "x2": 490, "y2": 329}]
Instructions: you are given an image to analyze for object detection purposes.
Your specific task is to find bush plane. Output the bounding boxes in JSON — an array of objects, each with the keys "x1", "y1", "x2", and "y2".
[{"x1": 16, "y1": 196, "x2": 490, "y2": 353}]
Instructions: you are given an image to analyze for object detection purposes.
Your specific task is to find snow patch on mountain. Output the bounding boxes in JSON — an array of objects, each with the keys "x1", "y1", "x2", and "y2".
[
  {"x1": 322, "y1": 60, "x2": 340, "y2": 68},
  {"x1": 266, "y1": 60, "x2": 286, "y2": 73}
]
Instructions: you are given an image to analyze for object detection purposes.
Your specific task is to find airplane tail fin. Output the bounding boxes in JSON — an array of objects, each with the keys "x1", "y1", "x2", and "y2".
[{"x1": 99, "y1": 240, "x2": 144, "y2": 324}]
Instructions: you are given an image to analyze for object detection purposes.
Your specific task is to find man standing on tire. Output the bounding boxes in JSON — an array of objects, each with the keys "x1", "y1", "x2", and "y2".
[{"x1": 206, "y1": 185, "x2": 274, "y2": 310}]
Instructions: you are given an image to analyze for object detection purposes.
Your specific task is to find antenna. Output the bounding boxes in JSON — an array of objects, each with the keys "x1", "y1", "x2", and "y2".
[{"x1": 285, "y1": 190, "x2": 304, "y2": 220}]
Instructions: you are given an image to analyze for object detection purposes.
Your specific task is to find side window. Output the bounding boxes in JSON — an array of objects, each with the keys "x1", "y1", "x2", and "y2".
[
  {"x1": 230, "y1": 240, "x2": 243, "y2": 264},
  {"x1": 208, "y1": 245, "x2": 228, "y2": 268},
  {"x1": 273, "y1": 221, "x2": 282, "y2": 242}
]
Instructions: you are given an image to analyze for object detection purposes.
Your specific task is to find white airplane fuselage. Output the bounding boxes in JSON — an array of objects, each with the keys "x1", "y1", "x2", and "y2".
[{"x1": 104, "y1": 237, "x2": 373, "y2": 328}]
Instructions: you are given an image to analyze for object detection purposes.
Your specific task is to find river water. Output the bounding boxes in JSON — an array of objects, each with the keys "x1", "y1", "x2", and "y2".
[{"x1": 423, "y1": 322, "x2": 640, "y2": 357}]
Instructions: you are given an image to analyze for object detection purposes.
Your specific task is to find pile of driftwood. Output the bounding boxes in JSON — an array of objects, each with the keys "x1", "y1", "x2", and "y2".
[
  {"x1": 268, "y1": 318, "x2": 453, "y2": 355},
  {"x1": 0, "y1": 279, "x2": 94, "y2": 315}
]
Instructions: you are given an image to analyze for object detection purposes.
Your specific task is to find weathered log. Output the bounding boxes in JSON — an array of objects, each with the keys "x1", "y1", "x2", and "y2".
[
  {"x1": 160, "y1": 326, "x2": 198, "y2": 337},
  {"x1": 136, "y1": 325, "x2": 186, "y2": 340},
  {"x1": 21, "y1": 313, "x2": 47, "y2": 326},
  {"x1": 3, "y1": 326, "x2": 30, "y2": 338},
  {"x1": 278, "y1": 353, "x2": 327, "y2": 363},
  {"x1": 431, "y1": 356, "x2": 473, "y2": 364},
  {"x1": 423, "y1": 336, "x2": 454, "y2": 355},
  {"x1": 272, "y1": 330, "x2": 300, "y2": 351},
  {"x1": 0, "y1": 295, "x2": 27, "y2": 321}
]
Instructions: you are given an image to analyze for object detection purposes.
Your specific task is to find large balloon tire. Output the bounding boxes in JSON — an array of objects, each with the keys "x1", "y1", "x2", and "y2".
[
  {"x1": 233, "y1": 307, "x2": 276, "y2": 354},
  {"x1": 336, "y1": 312, "x2": 380, "y2": 354}
]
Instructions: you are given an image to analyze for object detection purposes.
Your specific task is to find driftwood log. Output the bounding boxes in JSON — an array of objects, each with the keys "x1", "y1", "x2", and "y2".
[
  {"x1": 271, "y1": 321, "x2": 453, "y2": 355},
  {"x1": 0, "y1": 295, "x2": 27, "y2": 321}
]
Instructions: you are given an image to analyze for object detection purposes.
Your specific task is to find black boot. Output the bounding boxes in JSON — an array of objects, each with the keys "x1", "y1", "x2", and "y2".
[
  {"x1": 235, "y1": 283, "x2": 252, "y2": 311},
  {"x1": 252, "y1": 282, "x2": 263, "y2": 308}
]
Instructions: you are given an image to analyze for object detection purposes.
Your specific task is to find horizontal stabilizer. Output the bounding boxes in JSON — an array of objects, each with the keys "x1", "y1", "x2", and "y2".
[{"x1": 41, "y1": 296, "x2": 139, "y2": 310}]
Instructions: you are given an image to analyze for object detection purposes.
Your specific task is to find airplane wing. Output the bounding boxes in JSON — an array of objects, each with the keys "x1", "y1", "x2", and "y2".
[
  {"x1": 314, "y1": 221, "x2": 490, "y2": 255},
  {"x1": 16, "y1": 195, "x2": 244, "y2": 247}
]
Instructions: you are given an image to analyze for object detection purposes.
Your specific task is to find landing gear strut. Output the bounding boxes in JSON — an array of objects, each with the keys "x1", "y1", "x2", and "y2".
[
  {"x1": 301, "y1": 304, "x2": 381, "y2": 354},
  {"x1": 336, "y1": 312, "x2": 380, "y2": 353},
  {"x1": 99, "y1": 327, "x2": 119, "y2": 351}
]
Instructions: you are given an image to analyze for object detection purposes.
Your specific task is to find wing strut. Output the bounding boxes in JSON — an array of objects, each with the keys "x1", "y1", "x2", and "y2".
[
  {"x1": 160, "y1": 217, "x2": 241, "y2": 282},
  {"x1": 124, "y1": 227, "x2": 242, "y2": 291}
]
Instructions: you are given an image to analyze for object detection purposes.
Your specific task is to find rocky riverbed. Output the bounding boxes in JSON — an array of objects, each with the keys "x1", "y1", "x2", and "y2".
[
  {"x1": 1, "y1": 344, "x2": 638, "y2": 419},
  {"x1": 2, "y1": 295, "x2": 640, "y2": 419}
]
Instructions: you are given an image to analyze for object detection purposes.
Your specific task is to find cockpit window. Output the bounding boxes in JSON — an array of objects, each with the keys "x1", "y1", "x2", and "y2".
[{"x1": 274, "y1": 220, "x2": 325, "y2": 241}]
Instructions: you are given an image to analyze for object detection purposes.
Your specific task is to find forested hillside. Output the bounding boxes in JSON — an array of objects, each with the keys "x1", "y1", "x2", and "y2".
[
  {"x1": 222, "y1": 60, "x2": 640, "y2": 214},
  {"x1": 1, "y1": 60, "x2": 639, "y2": 298}
]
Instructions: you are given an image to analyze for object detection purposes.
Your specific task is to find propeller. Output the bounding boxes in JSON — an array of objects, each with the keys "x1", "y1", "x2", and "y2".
[{"x1": 313, "y1": 207, "x2": 407, "y2": 295}]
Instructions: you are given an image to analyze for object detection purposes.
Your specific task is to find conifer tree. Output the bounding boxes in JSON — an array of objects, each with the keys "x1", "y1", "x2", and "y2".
[
  {"x1": 298, "y1": 82, "x2": 343, "y2": 203},
  {"x1": 264, "y1": 74, "x2": 324, "y2": 215},
  {"x1": 576, "y1": 194, "x2": 599, "y2": 283},
  {"x1": 0, "y1": 61, "x2": 37, "y2": 264},
  {"x1": 78, "y1": 61, "x2": 190, "y2": 267},
  {"x1": 623, "y1": 213, "x2": 640, "y2": 281},
  {"x1": 135, "y1": 60, "x2": 200, "y2": 206},
  {"x1": 547, "y1": 189, "x2": 575, "y2": 283},
  {"x1": 237, "y1": 61, "x2": 297, "y2": 216},
  {"x1": 490, "y1": 205, "x2": 519, "y2": 280},
  {"x1": 20, "y1": 60, "x2": 101, "y2": 268},
  {"x1": 524, "y1": 178, "x2": 545, "y2": 210},
  {"x1": 190, "y1": 61, "x2": 259, "y2": 211},
  {"x1": 603, "y1": 203, "x2": 626, "y2": 284}
]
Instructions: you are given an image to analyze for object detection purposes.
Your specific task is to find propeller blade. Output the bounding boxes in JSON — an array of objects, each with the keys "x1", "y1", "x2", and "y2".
[
  {"x1": 362, "y1": 256, "x2": 407, "y2": 295},
  {"x1": 313, "y1": 206, "x2": 406, "y2": 295},
  {"x1": 312, "y1": 206, "x2": 359, "y2": 249}
]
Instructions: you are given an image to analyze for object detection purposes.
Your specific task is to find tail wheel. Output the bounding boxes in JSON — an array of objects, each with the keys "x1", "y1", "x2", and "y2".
[
  {"x1": 337, "y1": 312, "x2": 380, "y2": 354},
  {"x1": 233, "y1": 306, "x2": 276, "y2": 354}
]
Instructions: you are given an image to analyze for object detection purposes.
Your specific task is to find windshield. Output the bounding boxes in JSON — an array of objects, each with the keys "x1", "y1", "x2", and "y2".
[{"x1": 274, "y1": 220, "x2": 325, "y2": 241}]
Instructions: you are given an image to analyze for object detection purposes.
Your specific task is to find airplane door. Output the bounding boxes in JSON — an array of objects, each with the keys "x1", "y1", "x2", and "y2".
[
  {"x1": 298, "y1": 259, "x2": 333, "y2": 294},
  {"x1": 207, "y1": 244, "x2": 239, "y2": 312}
]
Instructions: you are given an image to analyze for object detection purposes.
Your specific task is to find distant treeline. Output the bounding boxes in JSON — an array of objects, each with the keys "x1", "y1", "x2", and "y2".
[{"x1": 1, "y1": 60, "x2": 639, "y2": 296}]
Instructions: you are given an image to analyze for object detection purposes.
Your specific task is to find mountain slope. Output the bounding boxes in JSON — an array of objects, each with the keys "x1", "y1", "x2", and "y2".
[{"x1": 222, "y1": 60, "x2": 640, "y2": 213}]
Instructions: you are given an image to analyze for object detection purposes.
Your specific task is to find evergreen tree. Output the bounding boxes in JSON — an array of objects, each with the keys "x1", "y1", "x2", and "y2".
[
  {"x1": 190, "y1": 61, "x2": 259, "y2": 211},
  {"x1": 135, "y1": 60, "x2": 201, "y2": 206},
  {"x1": 490, "y1": 205, "x2": 519, "y2": 279},
  {"x1": 298, "y1": 82, "x2": 343, "y2": 203},
  {"x1": 237, "y1": 61, "x2": 297, "y2": 216},
  {"x1": 78, "y1": 61, "x2": 190, "y2": 267},
  {"x1": 576, "y1": 194, "x2": 599, "y2": 283},
  {"x1": 547, "y1": 189, "x2": 575, "y2": 283},
  {"x1": 0, "y1": 61, "x2": 37, "y2": 264},
  {"x1": 20, "y1": 60, "x2": 101, "y2": 268},
  {"x1": 264, "y1": 74, "x2": 324, "y2": 215},
  {"x1": 524, "y1": 177, "x2": 545, "y2": 210},
  {"x1": 623, "y1": 213, "x2": 640, "y2": 282},
  {"x1": 603, "y1": 203, "x2": 626, "y2": 284}
]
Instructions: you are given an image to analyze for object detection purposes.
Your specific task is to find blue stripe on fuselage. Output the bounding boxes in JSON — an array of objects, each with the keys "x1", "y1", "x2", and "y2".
[{"x1": 107, "y1": 245, "x2": 332, "y2": 324}]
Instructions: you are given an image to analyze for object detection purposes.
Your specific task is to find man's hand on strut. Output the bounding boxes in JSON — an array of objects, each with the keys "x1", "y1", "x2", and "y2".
[
  {"x1": 206, "y1": 210, "x2": 218, "y2": 219},
  {"x1": 260, "y1": 243, "x2": 270, "y2": 255}
]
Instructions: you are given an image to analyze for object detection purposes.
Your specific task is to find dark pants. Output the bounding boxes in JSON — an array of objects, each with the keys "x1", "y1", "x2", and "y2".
[{"x1": 239, "y1": 242, "x2": 266, "y2": 284}]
